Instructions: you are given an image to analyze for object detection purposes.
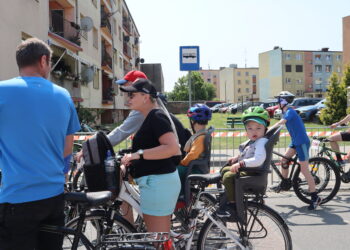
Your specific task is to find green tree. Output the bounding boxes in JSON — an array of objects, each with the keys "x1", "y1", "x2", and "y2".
[
  {"x1": 320, "y1": 73, "x2": 347, "y2": 125},
  {"x1": 168, "y1": 72, "x2": 216, "y2": 101},
  {"x1": 342, "y1": 65, "x2": 350, "y2": 114},
  {"x1": 76, "y1": 104, "x2": 104, "y2": 126}
]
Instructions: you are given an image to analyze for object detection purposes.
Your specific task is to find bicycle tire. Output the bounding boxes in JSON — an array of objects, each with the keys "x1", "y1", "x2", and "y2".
[
  {"x1": 72, "y1": 168, "x2": 85, "y2": 191},
  {"x1": 293, "y1": 157, "x2": 340, "y2": 205},
  {"x1": 197, "y1": 201, "x2": 292, "y2": 250},
  {"x1": 63, "y1": 210, "x2": 136, "y2": 249}
]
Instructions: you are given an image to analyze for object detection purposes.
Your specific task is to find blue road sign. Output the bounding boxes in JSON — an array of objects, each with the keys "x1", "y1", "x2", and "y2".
[{"x1": 180, "y1": 46, "x2": 200, "y2": 71}]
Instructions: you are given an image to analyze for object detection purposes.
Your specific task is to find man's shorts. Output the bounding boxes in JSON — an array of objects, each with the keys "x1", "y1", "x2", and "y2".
[
  {"x1": 289, "y1": 141, "x2": 310, "y2": 162},
  {"x1": 135, "y1": 170, "x2": 181, "y2": 216},
  {"x1": 340, "y1": 132, "x2": 350, "y2": 141}
]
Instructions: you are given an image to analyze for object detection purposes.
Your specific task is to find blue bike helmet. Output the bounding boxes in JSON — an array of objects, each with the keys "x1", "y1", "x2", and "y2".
[{"x1": 187, "y1": 104, "x2": 212, "y2": 123}]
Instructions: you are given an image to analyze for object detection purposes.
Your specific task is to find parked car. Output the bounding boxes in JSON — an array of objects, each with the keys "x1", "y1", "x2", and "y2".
[
  {"x1": 273, "y1": 97, "x2": 322, "y2": 119},
  {"x1": 260, "y1": 99, "x2": 278, "y2": 109},
  {"x1": 228, "y1": 103, "x2": 238, "y2": 114},
  {"x1": 266, "y1": 105, "x2": 279, "y2": 118},
  {"x1": 296, "y1": 99, "x2": 326, "y2": 121},
  {"x1": 205, "y1": 101, "x2": 224, "y2": 108},
  {"x1": 218, "y1": 103, "x2": 233, "y2": 113},
  {"x1": 210, "y1": 103, "x2": 225, "y2": 113}
]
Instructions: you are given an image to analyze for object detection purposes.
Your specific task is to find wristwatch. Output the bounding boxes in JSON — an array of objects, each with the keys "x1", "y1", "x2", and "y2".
[{"x1": 137, "y1": 149, "x2": 144, "y2": 160}]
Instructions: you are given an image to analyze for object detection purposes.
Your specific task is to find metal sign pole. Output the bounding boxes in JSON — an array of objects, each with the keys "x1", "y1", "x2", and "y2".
[{"x1": 189, "y1": 71, "x2": 192, "y2": 107}]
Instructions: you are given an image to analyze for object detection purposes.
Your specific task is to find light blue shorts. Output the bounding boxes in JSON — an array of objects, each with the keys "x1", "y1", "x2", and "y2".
[
  {"x1": 135, "y1": 170, "x2": 181, "y2": 216},
  {"x1": 289, "y1": 142, "x2": 310, "y2": 162}
]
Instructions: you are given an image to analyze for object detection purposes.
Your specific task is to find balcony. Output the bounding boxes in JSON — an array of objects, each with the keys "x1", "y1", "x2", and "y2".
[
  {"x1": 123, "y1": 42, "x2": 132, "y2": 59},
  {"x1": 102, "y1": 73, "x2": 114, "y2": 105},
  {"x1": 49, "y1": 10, "x2": 81, "y2": 49},
  {"x1": 122, "y1": 16, "x2": 131, "y2": 34},
  {"x1": 102, "y1": 48, "x2": 113, "y2": 72},
  {"x1": 100, "y1": 7, "x2": 112, "y2": 36}
]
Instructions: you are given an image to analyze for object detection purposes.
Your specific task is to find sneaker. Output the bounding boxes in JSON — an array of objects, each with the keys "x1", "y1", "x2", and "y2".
[
  {"x1": 308, "y1": 196, "x2": 322, "y2": 210},
  {"x1": 270, "y1": 180, "x2": 290, "y2": 193}
]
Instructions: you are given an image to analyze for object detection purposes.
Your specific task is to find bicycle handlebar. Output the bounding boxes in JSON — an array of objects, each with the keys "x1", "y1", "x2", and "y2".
[{"x1": 312, "y1": 136, "x2": 330, "y2": 142}]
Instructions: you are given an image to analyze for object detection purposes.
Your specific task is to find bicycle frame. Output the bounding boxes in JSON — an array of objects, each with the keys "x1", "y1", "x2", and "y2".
[
  {"x1": 270, "y1": 150, "x2": 300, "y2": 182},
  {"x1": 117, "y1": 176, "x2": 249, "y2": 250}
]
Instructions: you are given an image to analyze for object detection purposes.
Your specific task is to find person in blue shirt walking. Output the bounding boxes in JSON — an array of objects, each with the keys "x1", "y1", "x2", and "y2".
[
  {"x1": 0, "y1": 38, "x2": 81, "y2": 249},
  {"x1": 270, "y1": 91, "x2": 322, "y2": 210}
]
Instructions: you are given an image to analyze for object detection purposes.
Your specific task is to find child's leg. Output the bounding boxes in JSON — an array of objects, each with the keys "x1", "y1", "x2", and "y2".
[
  {"x1": 222, "y1": 171, "x2": 237, "y2": 202},
  {"x1": 296, "y1": 143, "x2": 316, "y2": 192},
  {"x1": 281, "y1": 147, "x2": 296, "y2": 178},
  {"x1": 176, "y1": 165, "x2": 187, "y2": 196}
]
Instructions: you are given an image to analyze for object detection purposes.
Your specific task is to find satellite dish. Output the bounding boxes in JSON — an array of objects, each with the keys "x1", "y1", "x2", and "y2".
[
  {"x1": 81, "y1": 67, "x2": 94, "y2": 83},
  {"x1": 80, "y1": 17, "x2": 94, "y2": 32}
]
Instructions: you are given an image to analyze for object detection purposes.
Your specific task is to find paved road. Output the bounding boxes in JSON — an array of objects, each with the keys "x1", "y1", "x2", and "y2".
[{"x1": 265, "y1": 187, "x2": 350, "y2": 250}]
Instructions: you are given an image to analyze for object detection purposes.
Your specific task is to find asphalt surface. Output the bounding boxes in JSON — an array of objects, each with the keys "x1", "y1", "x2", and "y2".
[{"x1": 265, "y1": 187, "x2": 350, "y2": 250}]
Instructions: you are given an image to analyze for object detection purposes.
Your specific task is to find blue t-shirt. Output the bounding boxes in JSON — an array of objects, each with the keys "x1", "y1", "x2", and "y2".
[
  {"x1": 0, "y1": 76, "x2": 81, "y2": 203},
  {"x1": 283, "y1": 107, "x2": 309, "y2": 145}
]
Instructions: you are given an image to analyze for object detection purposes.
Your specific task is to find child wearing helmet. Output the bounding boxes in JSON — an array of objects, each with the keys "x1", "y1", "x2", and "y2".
[
  {"x1": 177, "y1": 104, "x2": 212, "y2": 196},
  {"x1": 217, "y1": 106, "x2": 270, "y2": 218},
  {"x1": 270, "y1": 91, "x2": 322, "y2": 210}
]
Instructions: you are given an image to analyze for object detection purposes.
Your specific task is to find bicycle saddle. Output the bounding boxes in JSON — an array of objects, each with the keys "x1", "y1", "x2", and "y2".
[
  {"x1": 187, "y1": 172, "x2": 221, "y2": 184},
  {"x1": 65, "y1": 191, "x2": 111, "y2": 207}
]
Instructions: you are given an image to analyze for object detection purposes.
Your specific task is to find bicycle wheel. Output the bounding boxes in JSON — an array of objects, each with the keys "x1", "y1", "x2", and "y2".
[
  {"x1": 63, "y1": 210, "x2": 136, "y2": 249},
  {"x1": 197, "y1": 202, "x2": 292, "y2": 250},
  {"x1": 293, "y1": 157, "x2": 340, "y2": 205}
]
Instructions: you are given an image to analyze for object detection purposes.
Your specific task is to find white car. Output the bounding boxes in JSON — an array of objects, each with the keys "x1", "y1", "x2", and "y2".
[{"x1": 274, "y1": 109, "x2": 283, "y2": 120}]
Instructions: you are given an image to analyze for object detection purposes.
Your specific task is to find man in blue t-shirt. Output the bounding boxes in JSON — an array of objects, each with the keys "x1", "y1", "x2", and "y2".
[
  {"x1": 0, "y1": 38, "x2": 80, "y2": 249},
  {"x1": 270, "y1": 91, "x2": 322, "y2": 210}
]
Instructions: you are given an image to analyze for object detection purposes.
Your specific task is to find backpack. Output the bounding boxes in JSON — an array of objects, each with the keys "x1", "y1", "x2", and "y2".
[{"x1": 82, "y1": 131, "x2": 118, "y2": 192}]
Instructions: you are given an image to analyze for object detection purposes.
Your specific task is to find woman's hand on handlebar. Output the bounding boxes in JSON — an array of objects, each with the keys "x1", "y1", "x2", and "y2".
[{"x1": 121, "y1": 153, "x2": 139, "y2": 166}]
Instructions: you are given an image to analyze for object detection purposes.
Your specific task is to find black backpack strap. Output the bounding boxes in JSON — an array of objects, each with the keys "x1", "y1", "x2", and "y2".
[{"x1": 86, "y1": 139, "x2": 94, "y2": 165}]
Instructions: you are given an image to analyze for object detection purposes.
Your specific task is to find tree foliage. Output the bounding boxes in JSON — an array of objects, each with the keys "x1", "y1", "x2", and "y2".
[
  {"x1": 168, "y1": 72, "x2": 216, "y2": 101},
  {"x1": 320, "y1": 73, "x2": 347, "y2": 125},
  {"x1": 76, "y1": 104, "x2": 104, "y2": 126}
]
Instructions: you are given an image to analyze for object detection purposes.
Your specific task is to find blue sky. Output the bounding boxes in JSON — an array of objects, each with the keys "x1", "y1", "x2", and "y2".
[{"x1": 127, "y1": 0, "x2": 350, "y2": 91}]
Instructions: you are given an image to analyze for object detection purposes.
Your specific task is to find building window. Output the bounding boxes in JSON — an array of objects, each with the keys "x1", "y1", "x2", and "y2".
[
  {"x1": 315, "y1": 65, "x2": 322, "y2": 72},
  {"x1": 119, "y1": 57, "x2": 123, "y2": 69},
  {"x1": 237, "y1": 71, "x2": 241, "y2": 76},
  {"x1": 238, "y1": 88, "x2": 241, "y2": 93},
  {"x1": 295, "y1": 65, "x2": 303, "y2": 72},
  {"x1": 93, "y1": 27, "x2": 98, "y2": 49},
  {"x1": 207, "y1": 78, "x2": 211, "y2": 82},
  {"x1": 245, "y1": 88, "x2": 249, "y2": 93},
  {"x1": 252, "y1": 75, "x2": 257, "y2": 84},
  {"x1": 326, "y1": 55, "x2": 331, "y2": 60},
  {"x1": 296, "y1": 54, "x2": 302, "y2": 60},
  {"x1": 285, "y1": 65, "x2": 292, "y2": 72},
  {"x1": 238, "y1": 80, "x2": 241, "y2": 84},
  {"x1": 118, "y1": 26, "x2": 122, "y2": 41},
  {"x1": 285, "y1": 78, "x2": 291, "y2": 84},
  {"x1": 285, "y1": 54, "x2": 291, "y2": 60},
  {"x1": 337, "y1": 66, "x2": 341, "y2": 73},
  {"x1": 336, "y1": 55, "x2": 342, "y2": 61},
  {"x1": 325, "y1": 65, "x2": 332, "y2": 72},
  {"x1": 245, "y1": 71, "x2": 249, "y2": 76},
  {"x1": 315, "y1": 54, "x2": 321, "y2": 60},
  {"x1": 93, "y1": 69, "x2": 99, "y2": 89},
  {"x1": 213, "y1": 75, "x2": 217, "y2": 78},
  {"x1": 296, "y1": 79, "x2": 303, "y2": 84},
  {"x1": 245, "y1": 80, "x2": 249, "y2": 84},
  {"x1": 309, "y1": 72, "x2": 313, "y2": 77}
]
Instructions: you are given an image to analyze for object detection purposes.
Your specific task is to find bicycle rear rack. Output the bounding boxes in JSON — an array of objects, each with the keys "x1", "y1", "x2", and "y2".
[{"x1": 101, "y1": 232, "x2": 170, "y2": 248}]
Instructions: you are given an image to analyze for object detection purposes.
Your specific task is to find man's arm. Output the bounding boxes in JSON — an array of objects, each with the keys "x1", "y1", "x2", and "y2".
[
  {"x1": 107, "y1": 110, "x2": 144, "y2": 146},
  {"x1": 64, "y1": 135, "x2": 74, "y2": 157},
  {"x1": 331, "y1": 114, "x2": 350, "y2": 128},
  {"x1": 269, "y1": 119, "x2": 286, "y2": 131}
]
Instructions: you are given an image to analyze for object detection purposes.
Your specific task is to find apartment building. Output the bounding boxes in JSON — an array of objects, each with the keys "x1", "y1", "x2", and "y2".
[
  {"x1": 259, "y1": 47, "x2": 343, "y2": 101},
  {"x1": 198, "y1": 69, "x2": 220, "y2": 99},
  {"x1": 343, "y1": 15, "x2": 350, "y2": 67},
  {"x1": 0, "y1": 0, "x2": 141, "y2": 124},
  {"x1": 219, "y1": 66, "x2": 259, "y2": 103}
]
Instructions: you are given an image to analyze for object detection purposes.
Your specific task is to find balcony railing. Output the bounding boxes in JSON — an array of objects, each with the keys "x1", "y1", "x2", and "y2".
[
  {"x1": 122, "y1": 16, "x2": 131, "y2": 33},
  {"x1": 101, "y1": 7, "x2": 112, "y2": 34},
  {"x1": 123, "y1": 42, "x2": 131, "y2": 58},
  {"x1": 50, "y1": 11, "x2": 80, "y2": 46},
  {"x1": 102, "y1": 48, "x2": 112, "y2": 69}
]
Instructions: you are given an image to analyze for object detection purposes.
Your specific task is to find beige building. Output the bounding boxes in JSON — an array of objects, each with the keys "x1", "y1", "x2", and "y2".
[
  {"x1": 198, "y1": 69, "x2": 220, "y2": 99},
  {"x1": 219, "y1": 66, "x2": 259, "y2": 103},
  {"x1": 0, "y1": 0, "x2": 141, "y2": 124},
  {"x1": 343, "y1": 15, "x2": 350, "y2": 67}
]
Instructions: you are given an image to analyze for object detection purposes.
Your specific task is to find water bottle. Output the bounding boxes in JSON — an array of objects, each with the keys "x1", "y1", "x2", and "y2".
[{"x1": 104, "y1": 150, "x2": 116, "y2": 192}]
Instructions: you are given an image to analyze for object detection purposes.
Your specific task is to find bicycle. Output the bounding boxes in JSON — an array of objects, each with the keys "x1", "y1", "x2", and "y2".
[
  {"x1": 270, "y1": 150, "x2": 340, "y2": 205},
  {"x1": 39, "y1": 191, "x2": 173, "y2": 250},
  {"x1": 311, "y1": 136, "x2": 350, "y2": 183}
]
